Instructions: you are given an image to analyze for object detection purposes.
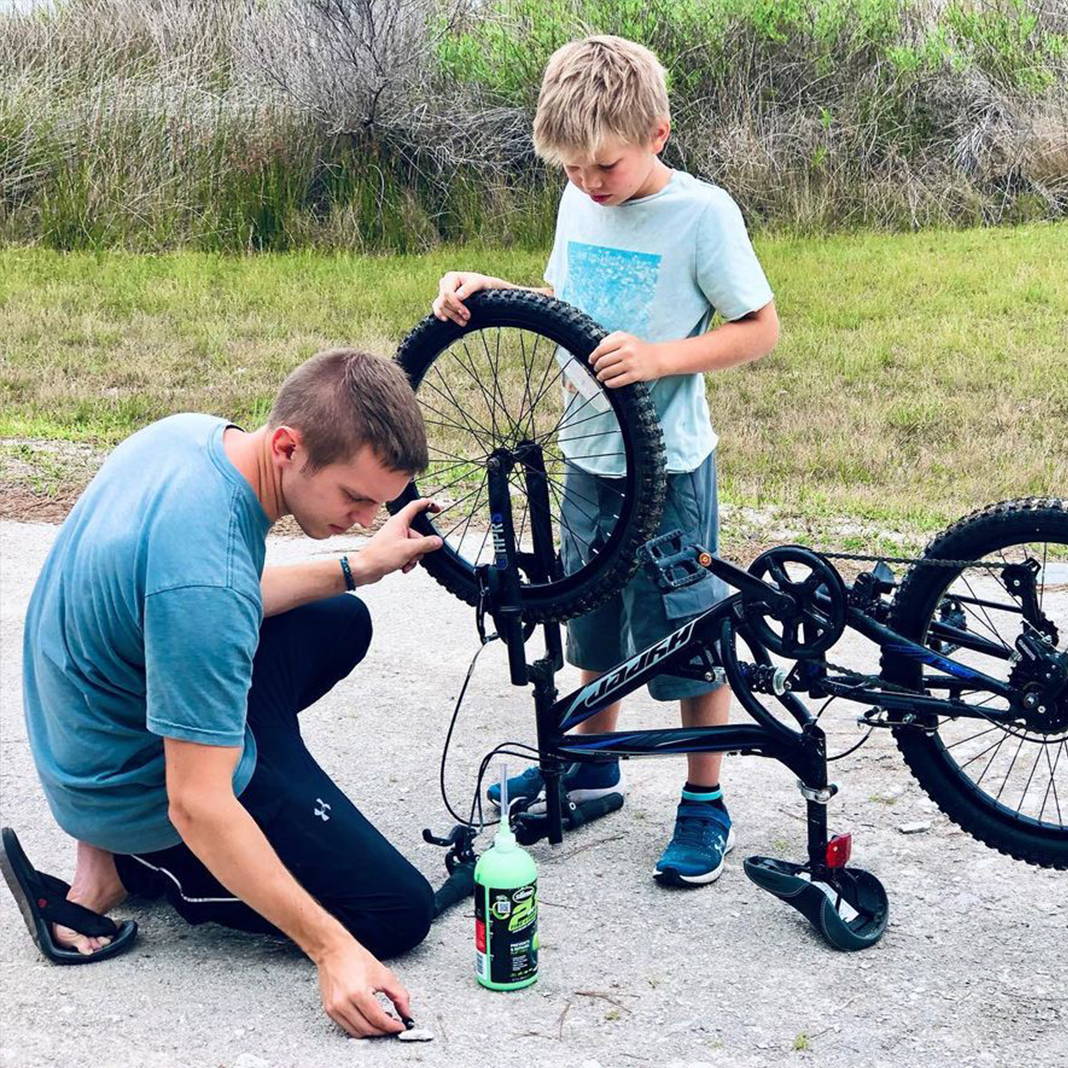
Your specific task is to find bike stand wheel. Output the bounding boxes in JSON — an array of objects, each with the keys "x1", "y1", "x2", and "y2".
[{"x1": 743, "y1": 856, "x2": 889, "y2": 951}]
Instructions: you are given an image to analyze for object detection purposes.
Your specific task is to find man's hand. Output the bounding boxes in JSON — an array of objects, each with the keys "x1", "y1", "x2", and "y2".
[
  {"x1": 589, "y1": 332, "x2": 666, "y2": 388},
  {"x1": 165, "y1": 739, "x2": 416, "y2": 1041},
  {"x1": 317, "y1": 941, "x2": 410, "y2": 1038},
  {"x1": 432, "y1": 272, "x2": 503, "y2": 325},
  {"x1": 351, "y1": 498, "x2": 442, "y2": 586}
]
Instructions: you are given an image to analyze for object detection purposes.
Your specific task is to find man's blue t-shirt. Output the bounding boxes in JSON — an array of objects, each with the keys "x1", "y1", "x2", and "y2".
[{"x1": 22, "y1": 414, "x2": 270, "y2": 854}]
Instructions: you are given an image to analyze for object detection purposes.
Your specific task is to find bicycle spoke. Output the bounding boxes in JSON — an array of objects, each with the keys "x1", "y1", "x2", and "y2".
[
  {"x1": 472, "y1": 334, "x2": 516, "y2": 436},
  {"x1": 476, "y1": 330, "x2": 507, "y2": 433},
  {"x1": 542, "y1": 428, "x2": 627, "y2": 445},
  {"x1": 432, "y1": 481, "x2": 493, "y2": 520},
  {"x1": 538, "y1": 445, "x2": 631, "y2": 505},
  {"x1": 534, "y1": 403, "x2": 616, "y2": 446},
  {"x1": 438, "y1": 343, "x2": 500, "y2": 434},
  {"x1": 958, "y1": 571, "x2": 1011, "y2": 651},
  {"x1": 533, "y1": 384, "x2": 605, "y2": 446},
  {"x1": 528, "y1": 464, "x2": 619, "y2": 529},
  {"x1": 429, "y1": 360, "x2": 498, "y2": 444},
  {"x1": 1038, "y1": 742, "x2": 1063, "y2": 824},
  {"x1": 428, "y1": 444, "x2": 490, "y2": 467},
  {"x1": 994, "y1": 734, "x2": 1027, "y2": 802},
  {"x1": 419, "y1": 408, "x2": 493, "y2": 445},
  {"x1": 944, "y1": 725, "x2": 1001, "y2": 750},
  {"x1": 418, "y1": 389, "x2": 495, "y2": 449},
  {"x1": 425, "y1": 464, "x2": 490, "y2": 498},
  {"x1": 515, "y1": 330, "x2": 539, "y2": 442},
  {"x1": 525, "y1": 348, "x2": 574, "y2": 417},
  {"x1": 437, "y1": 472, "x2": 488, "y2": 543},
  {"x1": 961, "y1": 733, "x2": 1008, "y2": 776},
  {"x1": 1017, "y1": 744, "x2": 1044, "y2": 815}
]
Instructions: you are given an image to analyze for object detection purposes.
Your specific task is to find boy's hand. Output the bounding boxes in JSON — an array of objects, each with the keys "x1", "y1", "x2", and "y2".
[
  {"x1": 590, "y1": 332, "x2": 666, "y2": 388},
  {"x1": 432, "y1": 272, "x2": 503, "y2": 325}
]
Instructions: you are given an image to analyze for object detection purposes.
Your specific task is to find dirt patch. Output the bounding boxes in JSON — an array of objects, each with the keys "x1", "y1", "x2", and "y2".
[
  {"x1": 0, "y1": 436, "x2": 929, "y2": 569},
  {"x1": 0, "y1": 482, "x2": 87, "y2": 524}
]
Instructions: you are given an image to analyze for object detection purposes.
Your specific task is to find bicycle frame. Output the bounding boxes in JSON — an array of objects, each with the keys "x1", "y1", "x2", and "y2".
[
  {"x1": 428, "y1": 454, "x2": 1052, "y2": 947},
  {"x1": 546, "y1": 552, "x2": 1015, "y2": 760},
  {"x1": 511, "y1": 549, "x2": 1026, "y2": 871}
]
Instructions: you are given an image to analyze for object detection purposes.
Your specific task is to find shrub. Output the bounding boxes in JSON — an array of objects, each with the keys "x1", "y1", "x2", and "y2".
[{"x1": 0, "y1": 0, "x2": 1065, "y2": 250}]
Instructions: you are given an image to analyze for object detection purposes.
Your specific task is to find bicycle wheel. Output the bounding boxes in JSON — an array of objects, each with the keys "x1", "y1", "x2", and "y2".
[
  {"x1": 881, "y1": 498, "x2": 1068, "y2": 869},
  {"x1": 390, "y1": 289, "x2": 666, "y2": 623}
]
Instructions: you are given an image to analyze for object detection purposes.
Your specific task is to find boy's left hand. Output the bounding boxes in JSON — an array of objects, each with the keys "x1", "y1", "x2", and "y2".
[{"x1": 589, "y1": 332, "x2": 665, "y2": 388}]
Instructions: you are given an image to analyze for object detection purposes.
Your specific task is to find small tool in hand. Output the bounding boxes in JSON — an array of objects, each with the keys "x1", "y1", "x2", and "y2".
[{"x1": 396, "y1": 1014, "x2": 434, "y2": 1042}]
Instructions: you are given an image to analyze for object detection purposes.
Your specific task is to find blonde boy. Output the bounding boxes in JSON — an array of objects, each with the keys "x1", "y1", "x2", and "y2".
[{"x1": 433, "y1": 36, "x2": 778, "y2": 886}]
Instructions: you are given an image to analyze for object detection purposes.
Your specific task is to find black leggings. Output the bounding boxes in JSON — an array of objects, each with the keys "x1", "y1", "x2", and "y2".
[{"x1": 113, "y1": 595, "x2": 434, "y2": 960}]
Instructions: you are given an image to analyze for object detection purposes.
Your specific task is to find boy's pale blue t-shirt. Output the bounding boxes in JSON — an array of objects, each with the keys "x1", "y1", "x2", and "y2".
[
  {"x1": 22, "y1": 414, "x2": 269, "y2": 855},
  {"x1": 545, "y1": 170, "x2": 773, "y2": 475}
]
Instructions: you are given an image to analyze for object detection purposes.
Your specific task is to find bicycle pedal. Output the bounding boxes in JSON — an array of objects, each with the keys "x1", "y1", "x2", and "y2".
[{"x1": 639, "y1": 530, "x2": 713, "y2": 592}]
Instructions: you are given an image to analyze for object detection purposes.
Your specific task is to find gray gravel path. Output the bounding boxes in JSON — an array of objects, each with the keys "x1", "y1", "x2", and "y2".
[{"x1": 1, "y1": 521, "x2": 1065, "y2": 1068}]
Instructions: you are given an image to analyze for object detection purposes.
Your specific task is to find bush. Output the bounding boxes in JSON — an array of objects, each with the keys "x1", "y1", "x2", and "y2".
[{"x1": 0, "y1": 0, "x2": 1065, "y2": 251}]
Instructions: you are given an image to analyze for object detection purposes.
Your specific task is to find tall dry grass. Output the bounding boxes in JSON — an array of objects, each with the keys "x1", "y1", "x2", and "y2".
[{"x1": 0, "y1": 0, "x2": 1066, "y2": 251}]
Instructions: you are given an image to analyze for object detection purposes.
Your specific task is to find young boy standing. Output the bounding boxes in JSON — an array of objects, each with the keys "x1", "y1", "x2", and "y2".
[{"x1": 432, "y1": 36, "x2": 778, "y2": 886}]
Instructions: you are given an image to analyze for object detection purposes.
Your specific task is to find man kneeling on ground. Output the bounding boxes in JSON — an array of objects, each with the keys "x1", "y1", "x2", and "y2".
[{"x1": 4, "y1": 348, "x2": 441, "y2": 1038}]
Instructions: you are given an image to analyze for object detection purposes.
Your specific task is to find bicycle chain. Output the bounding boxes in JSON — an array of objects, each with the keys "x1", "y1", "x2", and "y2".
[{"x1": 815, "y1": 550, "x2": 1004, "y2": 570}]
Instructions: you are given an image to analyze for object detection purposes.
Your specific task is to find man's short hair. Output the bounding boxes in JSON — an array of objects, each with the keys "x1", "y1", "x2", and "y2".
[
  {"x1": 533, "y1": 35, "x2": 670, "y2": 165},
  {"x1": 268, "y1": 348, "x2": 428, "y2": 474}
]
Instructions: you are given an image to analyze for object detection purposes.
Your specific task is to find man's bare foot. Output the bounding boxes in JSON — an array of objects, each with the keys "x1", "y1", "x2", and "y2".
[{"x1": 55, "y1": 841, "x2": 127, "y2": 956}]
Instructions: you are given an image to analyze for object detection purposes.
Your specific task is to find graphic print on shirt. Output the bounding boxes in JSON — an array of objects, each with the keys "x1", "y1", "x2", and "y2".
[
  {"x1": 563, "y1": 242, "x2": 661, "y2": 337},
  {"x1": 555, "y1": 242, "x2": 662, "y2": 478}
]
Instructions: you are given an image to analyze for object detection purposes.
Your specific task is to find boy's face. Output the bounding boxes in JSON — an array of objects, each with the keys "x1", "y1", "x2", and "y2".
[{"x1": 560, "y1": 121, "x2": 671, "y2": 206}]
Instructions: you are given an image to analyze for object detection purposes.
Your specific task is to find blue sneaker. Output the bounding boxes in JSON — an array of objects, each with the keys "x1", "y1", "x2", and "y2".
[
  {"x1": 654, "y1": 802, "x2": 736, "y2": 887},
  {"x1": 487, "y1": 760, "x2": 623, "y2": 814}
]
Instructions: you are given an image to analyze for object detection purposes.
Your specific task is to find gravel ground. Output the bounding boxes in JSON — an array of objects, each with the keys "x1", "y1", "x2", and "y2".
[{"x1": 1, "y1": 521, "x2": 1065, "y2": 1068}]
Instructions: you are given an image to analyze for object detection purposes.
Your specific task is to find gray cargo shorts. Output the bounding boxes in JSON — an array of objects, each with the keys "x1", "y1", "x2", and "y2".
[{"x1": 560, "y1": 449, "x2": 727, "y2": 701}]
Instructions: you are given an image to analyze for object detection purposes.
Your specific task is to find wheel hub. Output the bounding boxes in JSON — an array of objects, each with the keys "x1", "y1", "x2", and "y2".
[{"x1": 1010, "y1": 636, "x2": 1068, "y2": 733}]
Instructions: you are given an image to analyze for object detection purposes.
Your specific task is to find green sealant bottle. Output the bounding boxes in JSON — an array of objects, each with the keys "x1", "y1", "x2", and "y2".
[{"x1": 474, "y1": 765, "x2": 539, "y2": 990}]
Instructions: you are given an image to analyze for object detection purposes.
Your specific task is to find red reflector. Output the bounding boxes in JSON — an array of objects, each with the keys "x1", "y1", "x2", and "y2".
[{"x1": 826, "y1": 834, "x2": 852, "y2": 868}]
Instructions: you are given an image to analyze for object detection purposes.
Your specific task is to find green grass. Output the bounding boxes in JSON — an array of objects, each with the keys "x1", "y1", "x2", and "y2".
[{"x1": 0, "y1": 223, "x2": 1065, "y2": 535}]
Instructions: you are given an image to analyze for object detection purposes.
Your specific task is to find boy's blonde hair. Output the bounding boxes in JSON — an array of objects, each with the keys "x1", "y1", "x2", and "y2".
[{"x1": 533, "y1": 35, "x2": 670, "y2": 165}]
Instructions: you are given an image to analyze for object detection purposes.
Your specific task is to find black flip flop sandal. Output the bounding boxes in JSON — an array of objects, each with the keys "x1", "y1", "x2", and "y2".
[{"x1": 0, "y1": 827, "x2": 138, "y2": 965}]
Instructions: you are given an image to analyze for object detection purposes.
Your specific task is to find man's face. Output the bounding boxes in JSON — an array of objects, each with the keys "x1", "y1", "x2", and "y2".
[
  {"x1": 275, "y1": 432, "x2": 411, "y2": 539},
  {"x1": 560, "y1": 124, "x2": 670, "y2": 207}
]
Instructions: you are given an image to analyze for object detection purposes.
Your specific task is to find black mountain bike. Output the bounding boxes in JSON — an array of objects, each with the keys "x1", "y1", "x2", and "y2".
[{"x1": 390, "y1": 290, "x2": 1068, "y2": 951}]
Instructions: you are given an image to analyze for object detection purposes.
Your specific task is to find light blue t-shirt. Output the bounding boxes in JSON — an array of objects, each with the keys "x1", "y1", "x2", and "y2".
[
  {"x1": 22, "y1": 414, "x2": 270, "y2": 854},
  {"x1": 545, "y1": 170, "x2": 773, "y2": 475}
]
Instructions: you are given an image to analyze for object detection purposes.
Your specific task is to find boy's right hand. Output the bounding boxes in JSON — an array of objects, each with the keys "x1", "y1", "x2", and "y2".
[{"x1": 432, "y1": 272, "x2": 503, "y2": 325}]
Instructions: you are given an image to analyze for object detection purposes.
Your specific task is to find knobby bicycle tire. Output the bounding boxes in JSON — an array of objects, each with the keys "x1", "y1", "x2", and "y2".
[
  {"x1": 881, "y1": 497, "x2": 1068, "y2": 869},
  {"x1": 391, "y1": 289, "x2": 666, "y2": 623}
]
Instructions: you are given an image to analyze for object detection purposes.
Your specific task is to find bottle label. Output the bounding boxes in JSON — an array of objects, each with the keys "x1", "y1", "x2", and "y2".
[{"x1": 475, "y1": 879, "x2": 538, "y2": 986}]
